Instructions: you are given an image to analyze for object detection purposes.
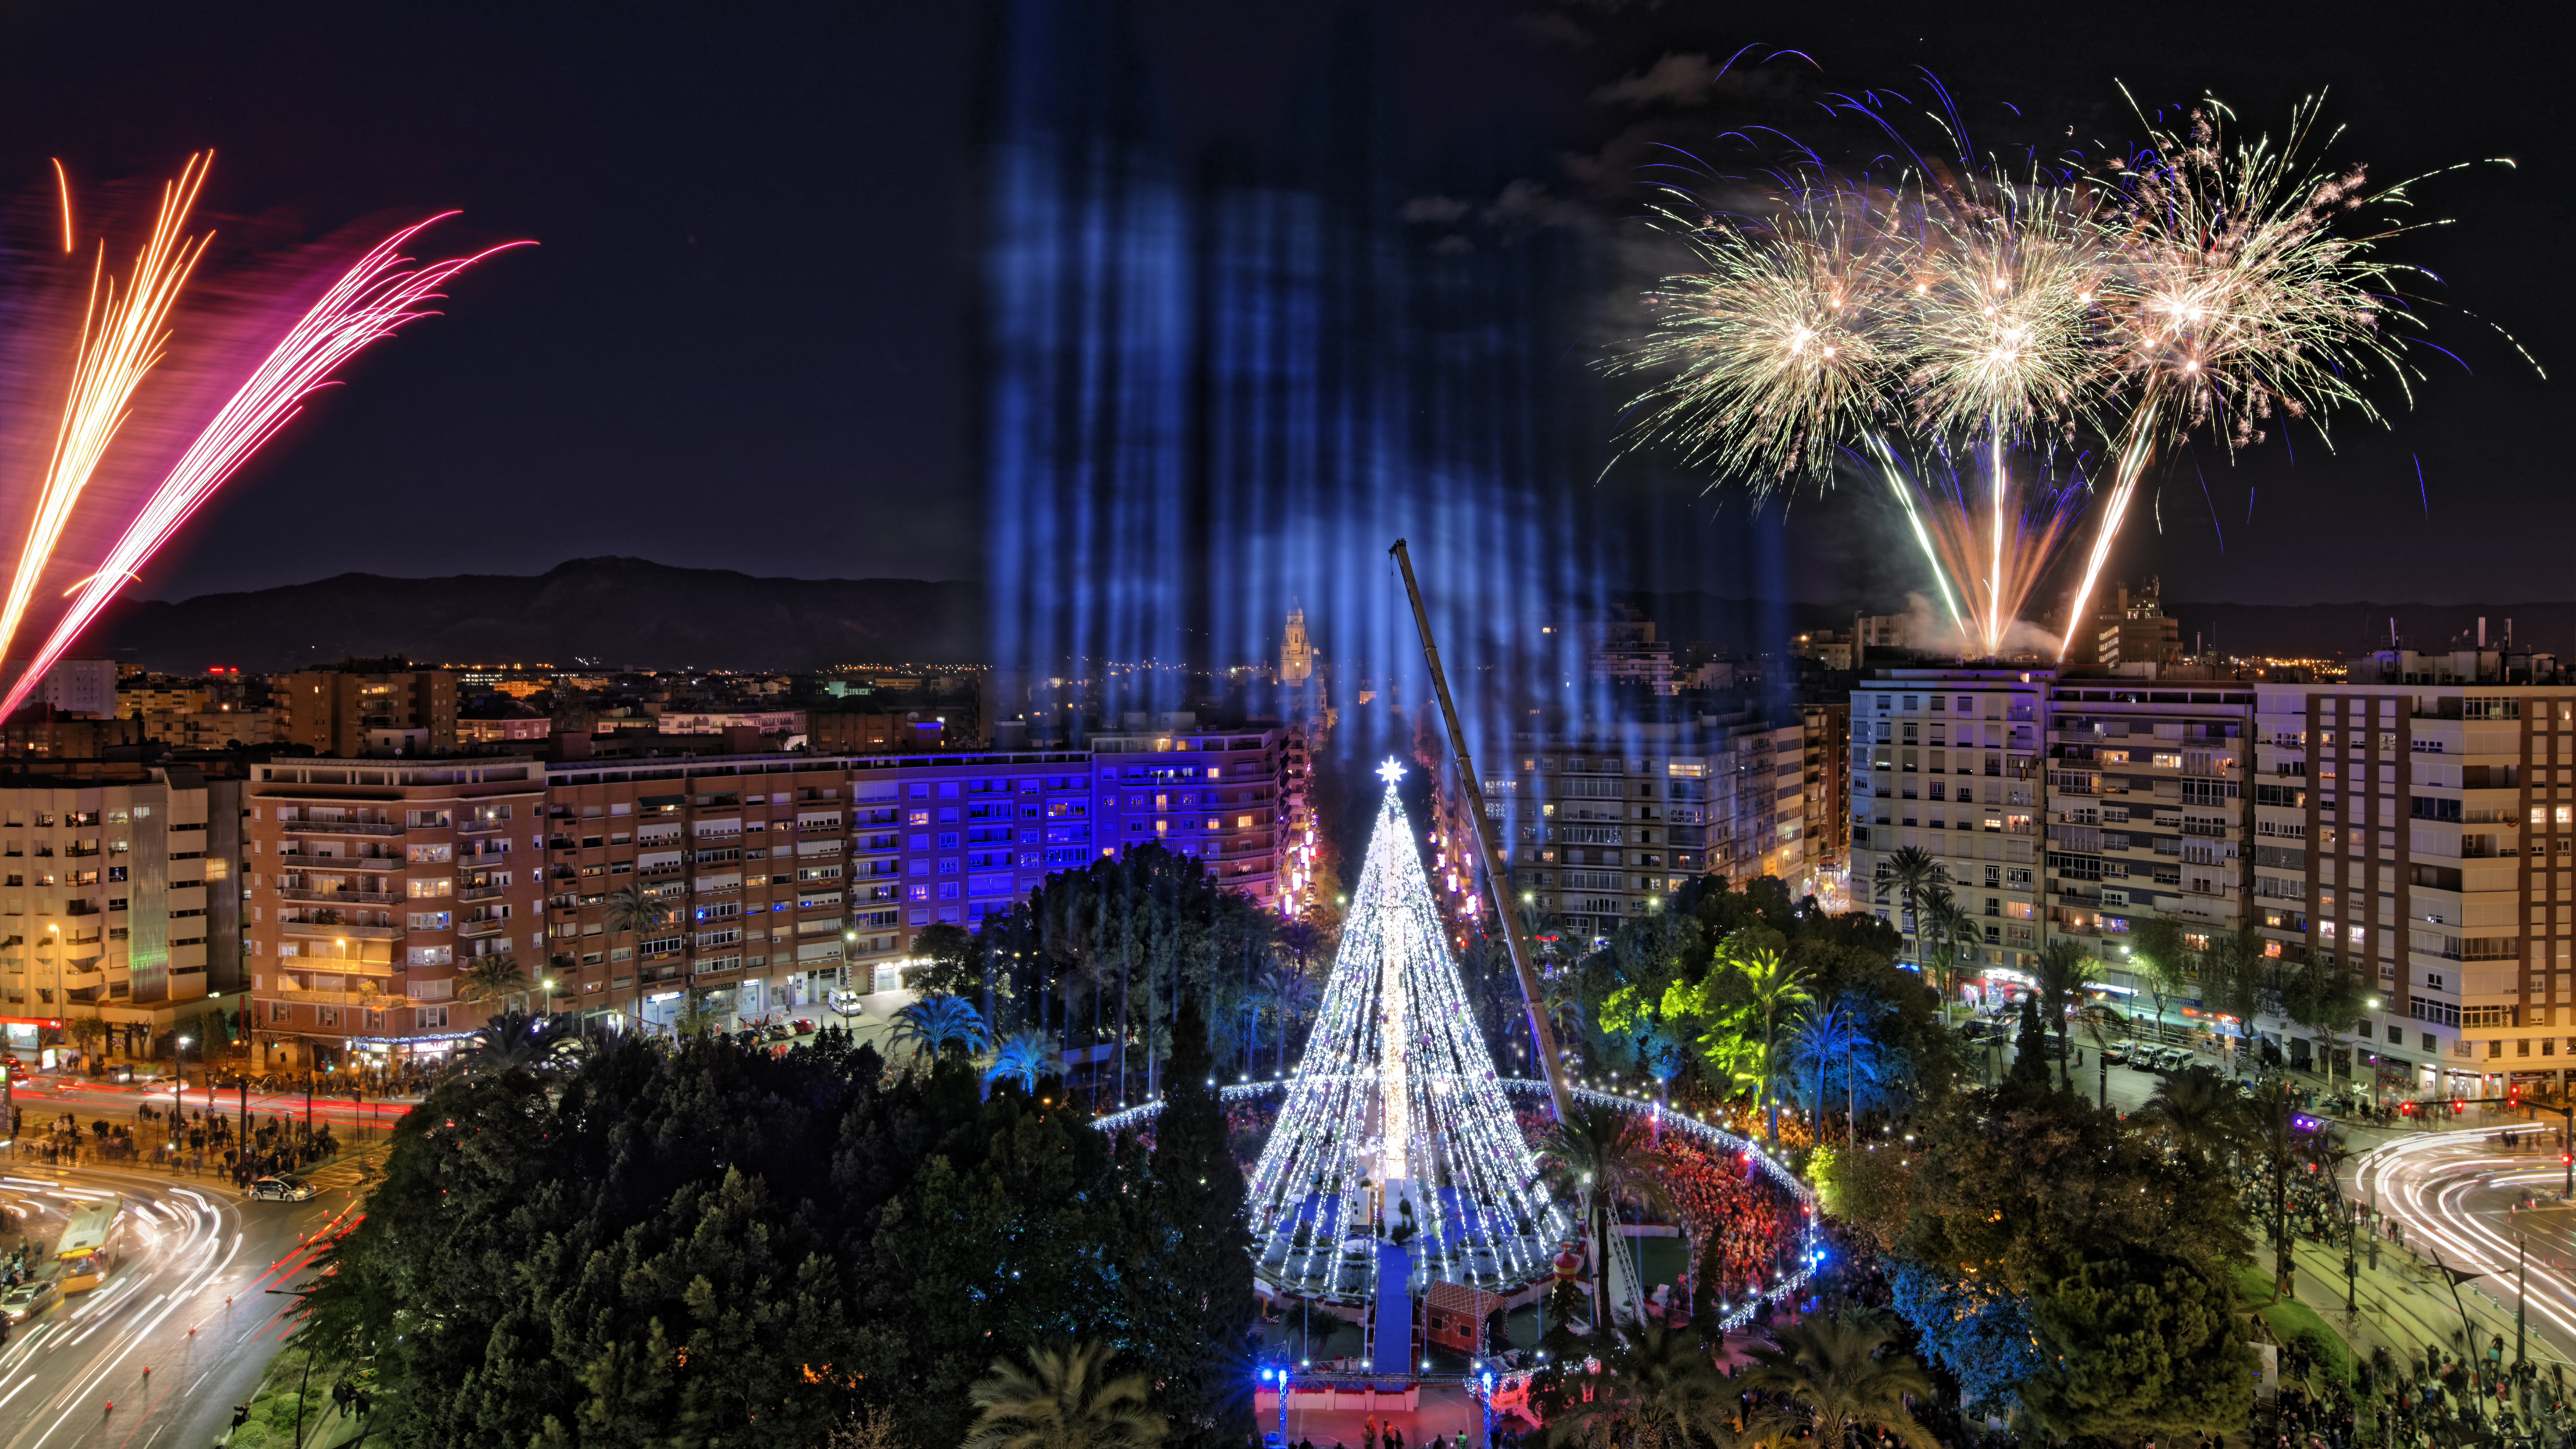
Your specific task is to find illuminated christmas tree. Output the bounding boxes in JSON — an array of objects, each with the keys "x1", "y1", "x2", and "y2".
[{"x1": 1247, "y1": 763, "x2": 1568, "y2": 1315}]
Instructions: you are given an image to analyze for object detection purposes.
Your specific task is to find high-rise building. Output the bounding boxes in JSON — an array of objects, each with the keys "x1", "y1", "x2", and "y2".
[
  {"x1": 244, "y1": 727, "x2": 1305, "y2": 1066},
  {"x1": 1, "y1": 764, "x2": 242, "y2": 1061},
  {"x1": 242, "y1": 757, "x2": 547, "y2": 1072},
  {"x1": 1282, "y1": 605, "x2": 1314, "y2": 685},
  {"x1": 273, "y1": 665, "x2": 459, "y2": 757},
  {"x1": 1848, "y1": 672, "x2": 2048, "y2": 976},
  {"x1": 1487, "y1": 709, "x2": 1822, "y2": 951},
  {"x1": 1846, "y1": 657, "x2": 2576, "y2": 1101},
  {"x1": 2042, "y1": 679, "x2": 2256, "y2": 988},
  {"x1": 40, "y1": 660, "x2": 120, "y2": 719},
  {"x1": 2091, "y1": 580, "x2": 2185, "y2": 671},
  {"x1": 2251, "y1": 667, "x2": 2576, "y2": 1097}
]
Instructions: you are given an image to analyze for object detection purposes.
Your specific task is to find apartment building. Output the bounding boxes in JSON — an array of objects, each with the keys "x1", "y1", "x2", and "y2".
[
  {"x1": 40, "y1": 660, "x2": 118, "y2": 719},
  {"x1": 242, "y1": 757, "x2": 548, "y2": 1071},
  {"x1": 273, "y1": 666, "x2": 460, "y2": 757},
  {"x1": 1487, "y1": 711, "x2": 1821, "y2": 950},
  {"x1": 1088, "y1": 724, "x2": 1297, "y2": 907},
  {"x1": 245, "y1": 724, "x2": 1306, "y2": 1062},
  {"x1": 2250, "y1": 659, "x2": 2576, "y2": 1096},
  {"x1": 140, "y1": 707, "x2": 273, "y2": 752},
  {"x1": 1799, "y1": 701, "x2": 1853, "y2": 904},
  {"x1": 1, "y1": 765, "x2": 241, "y2": 1060},
  {"x1": 2044, "y1": 680, "x2": 2255, "y2": 987},
  {"x1": 1848, "y1": 672, "x2": 2048, "y2": 980}
]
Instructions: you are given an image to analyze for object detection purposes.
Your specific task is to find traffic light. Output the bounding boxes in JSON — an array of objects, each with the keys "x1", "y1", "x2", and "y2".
[
  {"x1": 2400, "y1": 1100, "x2": 2417, "y2": 1116},
  {"x1": 2453, "y1": 1099, "x2": 2468, "y2": 1114},
  {"x1": 2510, "y1": 1085, "x2": 2523, "y2": 1107}
]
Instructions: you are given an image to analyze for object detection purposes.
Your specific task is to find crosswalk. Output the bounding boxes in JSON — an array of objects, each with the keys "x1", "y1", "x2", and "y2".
[{"x1": 295, "y1": 1151, "x2": 387, "y2": 1197}]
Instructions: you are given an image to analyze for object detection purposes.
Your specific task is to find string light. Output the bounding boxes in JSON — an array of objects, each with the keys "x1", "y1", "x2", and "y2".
[{"x1": 1245, "y1": 776, "x2": 1568, "y2": 1301}]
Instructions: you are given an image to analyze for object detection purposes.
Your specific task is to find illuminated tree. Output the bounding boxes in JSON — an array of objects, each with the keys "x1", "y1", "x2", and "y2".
[{"x1": 1244, "y1": 766, "x2": 1568, "y2": 1304}]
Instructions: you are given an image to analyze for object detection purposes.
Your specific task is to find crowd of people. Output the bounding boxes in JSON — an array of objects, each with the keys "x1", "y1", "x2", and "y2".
[
  {"x1": 1653, "y1": 1134, "x2": 1802, "y2": 1310},
  {"x1": 4, "y1": 1104, "x2": 341, "y2": 1181}
]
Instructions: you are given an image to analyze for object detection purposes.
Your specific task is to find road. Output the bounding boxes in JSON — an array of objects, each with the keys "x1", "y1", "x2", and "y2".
[
  {"x1": 0, "y1": 1076, "x2": 394, "y2": 1449},
  {"x1": 2352, "y1": 1119, "x2": 2576, "y2": 1367}
]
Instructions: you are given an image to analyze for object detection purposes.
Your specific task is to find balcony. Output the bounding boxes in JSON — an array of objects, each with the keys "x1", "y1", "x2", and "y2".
[
  {"x1": 458, "y1": 884, "x2": 509, "y2": 902},
  {"x1": 283, "y1": 819, "x2": 406, "y2": 837},
  {"x1": 278, "y1": 888, "x2": 400, "y2": 906},
  {"x1": 272, "y1": 987, "x2": 414, "y2": 1007},
  {"x1": 458, "y1": 917, "x2": 510, "y2": 937},
  {"x1": 280, "y1": 920, "x2": 403, "y2": 940},
  {"x1": 457, "y1": 819, "x2": 509, "y2": 835}
]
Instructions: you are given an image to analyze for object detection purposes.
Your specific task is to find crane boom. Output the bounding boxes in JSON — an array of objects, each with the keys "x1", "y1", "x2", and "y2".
[{"x1": 1388, "y1": 538, "x2": 1572, "y2": 1122}]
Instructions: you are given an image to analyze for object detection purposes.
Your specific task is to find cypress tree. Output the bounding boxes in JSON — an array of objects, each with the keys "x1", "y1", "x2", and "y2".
[
  {"x1": 1149, "y1": 991, "x2": 1257, "y2": 1448},
  {"x1": 2009, "y1": 993, "x2": 2054, "y2": 1091}
]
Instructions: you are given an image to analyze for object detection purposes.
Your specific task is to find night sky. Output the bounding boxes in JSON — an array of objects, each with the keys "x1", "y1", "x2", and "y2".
[{"x1": 0, "y1": 0, "x2": 2558, "y2": 610}]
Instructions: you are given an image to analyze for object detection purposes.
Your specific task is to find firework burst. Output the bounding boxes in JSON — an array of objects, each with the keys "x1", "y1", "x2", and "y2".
[
  {"x1": 0, "y1": 159, "x2": 521, "y2": 714},
  {"x1": 1610, "y1": 183, "x2": 1915, "y2": 487},
  {"x1": 2058, "y1": 93, "x2": 2475, "y2": 655},
  {"x1": 0, "y1": 155, "x2": 213, "y2": 669}
]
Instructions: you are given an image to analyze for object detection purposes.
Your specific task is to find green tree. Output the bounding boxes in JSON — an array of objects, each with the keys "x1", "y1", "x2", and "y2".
[
  {"x1": 2279, "y1": 956, "x2": 2367, "y2": 1084},
  {"x1": 2125, "y1": 915, "x2": 2193, "y2": 1040},
  {"x1": 602, "y1": 883, "x2": 673, "y2": 1030},
  {"x1": 2019, "y1": 1244, "x2": 2257, "y2": 1440},
  {"x1": 1529, "y1": 1324, "x2": 1735, "y2": 1449},
  {"x1": 458, "y1": 951, "x2": 531, "y2": 1007},
  {"x1": 910, "y1": 921, "x2": 976, "y2": 998},
  {"x1": 1142, "y1": 995, "x2": 1256, "y2": 1449},
  {"x1": 962, "y1": 1341, "x2": 1168, "y2": 1449},
  {"x1": 1740, "y1": 1312, "x2": 1940, "y2": 1449},
  {"x1": 1538, "y1": 1100, "x2": 1672, "y2": 1335},
  {"x1": 463, "y1": 1008, "x2": 579, "y2": 1075},
  {"x1": 2137, "y1": 1064, "x2": 2248, "y2": 1170},
  {"x1": 2030, "y1": 940, "x2": 2099, "y2": 1092},
  {"x1": 1884, "y1": 845, "x2": 1941, "y2": 962},
  {"x1": 1723, "y1": 932, "x2": 1810, "y2": 1142}
]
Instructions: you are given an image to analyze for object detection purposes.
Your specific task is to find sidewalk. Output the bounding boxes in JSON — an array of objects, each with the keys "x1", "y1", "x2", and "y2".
[{"x1": 2261, "y1": 1225, "x2": 2570, "y2": 1376}]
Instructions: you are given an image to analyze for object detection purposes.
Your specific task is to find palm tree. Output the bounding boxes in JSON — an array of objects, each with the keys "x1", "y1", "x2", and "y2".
[
  {"x1": 462, "y1": 1009, "x2": 579, "y2": 1074},
  {"x1": 1918, "y1": 885, "x2": 1980, "y2": 1020},
  {"x1": 985, "y1": 1029, "x2": 1055, "y2": 1094},
  {"x1": 1884, "y1": 845, "x2": 1941, "y2": 963},
  {"x1": 2139, "y1": 1064, "x2": 2249, "y2": 1168},
  {"x1": 1535, "y1": 1323, "x2": 1735, "y2": 1448},
  {"x1": 2029, "y1": 939, "x2": 2099, "y2": 1092},
  {"x1": 1783, "y1": 1002, "x2": 1878, "y2": 1143},
  {"x1": 888, "y1": 994, "x2": 991, "y2": 1066},
  {"x1": 1740, "y1": 1312, "x2": 1940, "y2": 1449},
  {"x1": 602, "y1": 883, "x2": 673, "y2": 1032},
  {"x1": 1539, "y1": 1100, "x2": 1674, "y2": 1335},
  {"x1": 1718, "y1": 932, "x2": 1811, "y2": 1143},
  {"x1": 457, "y1": 953, "x2": 530, "y2": 1009},
  {"x1": 1255, "y1": 956, "x2": 1316, "y2": 1076},
  {"x1": 962, "y1": 1340, "x2": 1167, "y2": 1449}
]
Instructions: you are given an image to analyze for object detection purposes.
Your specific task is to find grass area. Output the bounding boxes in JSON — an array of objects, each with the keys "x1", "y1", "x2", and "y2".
[
  {"x1": 222, "y1": 1343, "x2": 359, "y2": 1449},
  {"x1": 2235, "y1": 1265, "x2": 2355, "y2": 1383}
]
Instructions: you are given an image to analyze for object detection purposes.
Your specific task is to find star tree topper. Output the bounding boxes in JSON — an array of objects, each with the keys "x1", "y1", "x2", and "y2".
[{"x1": 1376, "y1": 757, "x2": 1405, "y2": 786}]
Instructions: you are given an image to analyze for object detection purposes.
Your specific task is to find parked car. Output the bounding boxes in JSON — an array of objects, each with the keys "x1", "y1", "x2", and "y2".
[
  {"x1": 764, "y1": 1023, "x2": 792, "y2": 1042},
  {"x1": 249, "y1": 1176, "x2": 316, "y2": 1202},
  {"x1": 1, "y1": 1278, "x2": 62, "y2": 1322},
  {"x1": 791, "y1": 1018, "x2": 817, "y2": 1035}
]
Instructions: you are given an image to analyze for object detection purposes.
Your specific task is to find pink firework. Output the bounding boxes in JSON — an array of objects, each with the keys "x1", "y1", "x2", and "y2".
[{"x1": 0, "y1": 216, "x2": 528, "y2": 717}]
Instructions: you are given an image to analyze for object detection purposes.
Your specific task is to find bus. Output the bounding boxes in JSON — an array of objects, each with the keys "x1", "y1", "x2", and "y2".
[{"x1": 55, "y1": 1200, "x2": 124, "y2": 1293}]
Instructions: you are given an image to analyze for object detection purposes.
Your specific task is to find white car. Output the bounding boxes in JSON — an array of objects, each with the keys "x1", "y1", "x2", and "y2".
[
  {"x1": 1, "y1": 1278, "x2": 62, "y2": 1321},
  {"x1": 249, "y1": 1175, "x2": 316, "y2": 1202}
]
